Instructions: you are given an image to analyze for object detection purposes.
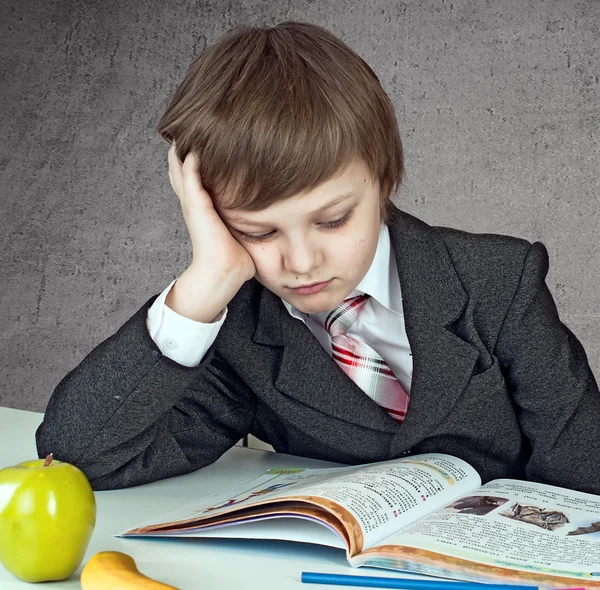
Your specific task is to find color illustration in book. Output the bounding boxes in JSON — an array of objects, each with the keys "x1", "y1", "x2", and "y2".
[
  {"x1": 201, "y1": 482, "x2": 295, "y2": 512},
  {"x1": 500, "y1": 502, "x2": 569, "y2": 531},
  {"x1": 442, "y1": 495, "x2": 509, "y2": 516},
  {"x1": 568, "y1": 520, "x2": 600, "y2": 536}
]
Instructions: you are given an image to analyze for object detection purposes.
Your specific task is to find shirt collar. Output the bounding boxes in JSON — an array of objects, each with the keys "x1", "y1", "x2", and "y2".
[{"x1": 281, "y1": 222, "x2": 402, "y2": 319}]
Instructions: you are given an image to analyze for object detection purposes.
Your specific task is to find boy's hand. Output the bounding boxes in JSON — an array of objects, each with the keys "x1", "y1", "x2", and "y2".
[{"x1": 166, "y1": 143, "x2": 256, "y2": 322}]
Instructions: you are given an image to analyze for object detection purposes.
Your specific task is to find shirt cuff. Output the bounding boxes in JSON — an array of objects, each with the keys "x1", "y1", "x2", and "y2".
[{"x1": 146, "y1": 279, "x2": 227, "y2": 367}]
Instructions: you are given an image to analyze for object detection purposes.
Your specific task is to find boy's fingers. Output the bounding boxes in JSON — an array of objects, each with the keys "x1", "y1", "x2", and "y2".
[
  {"x1": 181, "y1": 151, "x2": 208, "y2": 201},
  {"x1": 167, "y1": 147, "x2": 183, "y2": 201},
  {"x1": 167, "y1": 145, "x2": 212, "y2": 216},
  {"x1": 168, "y1": 169, "x2": 179, "y2": 201},
  {"x1": 167, "y1": 145, "x2": 179, "y2": 178}
]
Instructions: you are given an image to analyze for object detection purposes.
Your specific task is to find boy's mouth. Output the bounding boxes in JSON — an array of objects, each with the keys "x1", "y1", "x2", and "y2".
[{"x1": 287, "y1": 279, "x2": 333, "y2": 295}]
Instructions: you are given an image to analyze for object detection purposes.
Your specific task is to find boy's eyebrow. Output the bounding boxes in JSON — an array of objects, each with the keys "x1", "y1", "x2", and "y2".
[
  {"x1": 313, "y1": 192, "x2": 355, "y2": 212},
  {"x1": 226, "y1": 192, "x2": 355, "y2": 226}
]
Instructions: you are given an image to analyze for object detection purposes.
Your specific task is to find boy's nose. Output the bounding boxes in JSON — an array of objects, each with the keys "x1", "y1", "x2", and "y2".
[{"x1": 282, "y1": 242, "x2": 321, "y2": 275}]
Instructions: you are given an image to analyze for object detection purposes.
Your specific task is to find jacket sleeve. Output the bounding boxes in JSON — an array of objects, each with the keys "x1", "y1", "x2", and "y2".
[
  {"x1": 495, "y1": 242, "x2": 600, "y2": 494},
  {"x1": 35, "y1": 295, "x2": 256, "y2": 490}
]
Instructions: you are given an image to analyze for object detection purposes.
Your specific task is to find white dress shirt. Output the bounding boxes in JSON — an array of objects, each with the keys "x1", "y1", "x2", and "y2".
[{"x1": 146, "y1": 223, "x2": 413, "y2": 393}]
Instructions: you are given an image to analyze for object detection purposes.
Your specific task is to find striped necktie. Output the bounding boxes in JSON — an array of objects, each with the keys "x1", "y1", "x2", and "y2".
[{"x1": 313, "y1": 295, "x2": 409, "y2": 423}]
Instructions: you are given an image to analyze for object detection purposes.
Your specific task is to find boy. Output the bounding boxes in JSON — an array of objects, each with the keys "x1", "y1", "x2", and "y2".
[{"x1": 36, "y1": 22, "x2": 600, "y2": 493}]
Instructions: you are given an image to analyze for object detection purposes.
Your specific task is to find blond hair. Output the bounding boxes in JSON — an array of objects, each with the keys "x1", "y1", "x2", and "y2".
[{"x1": 157, "y1": 21, "x2": 404, "y2": 222}]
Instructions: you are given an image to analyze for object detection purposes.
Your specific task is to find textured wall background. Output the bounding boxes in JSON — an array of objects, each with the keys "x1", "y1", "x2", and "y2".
[{"x1": 2, "y1": 0, "x2": 599, "y2": 412}]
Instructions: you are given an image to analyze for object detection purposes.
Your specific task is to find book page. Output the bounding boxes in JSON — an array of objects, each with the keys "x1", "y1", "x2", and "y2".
[
  {"x1": 158, "y1": 514, "x2": 348, "y2": 550},
  {"x1": 357, "y1": 478, "x2": 600, "y2": 587},
  {"x1": 119, "y1": 453, "x2": 479, "y2": 555},
  {"x1": 277, "y1": 453, "x2": 479, "y2": 551}
]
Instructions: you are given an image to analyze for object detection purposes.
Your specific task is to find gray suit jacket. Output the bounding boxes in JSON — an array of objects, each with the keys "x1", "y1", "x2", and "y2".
[{"x1": 36, "y1": 205, "x2": 600, "y2": 492}]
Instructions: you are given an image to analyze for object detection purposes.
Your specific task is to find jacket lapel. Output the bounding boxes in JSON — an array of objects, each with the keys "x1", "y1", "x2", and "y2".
[{"x1": 386, "y1": 206, "x2": 479, "y2": 454}]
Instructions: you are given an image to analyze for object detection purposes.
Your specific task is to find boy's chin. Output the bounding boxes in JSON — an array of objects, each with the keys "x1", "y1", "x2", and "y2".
[{"x1": 283, "y1": 291, "x2": 347, "y2": 315}]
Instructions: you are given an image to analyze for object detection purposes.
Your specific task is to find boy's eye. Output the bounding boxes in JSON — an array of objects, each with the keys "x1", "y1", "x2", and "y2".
[
  {"x1": 237, "y1": 230, "x2": 276, "y2": 244},
  {"x1": 319, "y1": 209, "x2": 354, "y2": 229},
  {"x1": 236, "y1": 209, "x2": 354, "y2": 244}
]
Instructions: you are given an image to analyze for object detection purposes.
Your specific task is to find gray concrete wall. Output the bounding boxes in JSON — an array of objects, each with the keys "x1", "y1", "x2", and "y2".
[{"x1": 2, "y1": 0, "x2": 599, "y2": 412}]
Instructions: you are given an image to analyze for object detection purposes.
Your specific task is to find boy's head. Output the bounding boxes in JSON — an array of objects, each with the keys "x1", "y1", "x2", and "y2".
[
  {"x1": 157, "y1": 21, "x2": 404, "y2": 224},
  {"x1": 157, "y1": 22, "x2": 404, "y2": 312}
]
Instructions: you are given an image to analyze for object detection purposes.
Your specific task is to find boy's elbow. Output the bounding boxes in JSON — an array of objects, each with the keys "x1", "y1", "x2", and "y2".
[
  {"x1": 35, "y1": 412, "x2": 82, "y2": 457},
  {"x1": 35, "y1": 419, "x2": 117, "y2": 489}
]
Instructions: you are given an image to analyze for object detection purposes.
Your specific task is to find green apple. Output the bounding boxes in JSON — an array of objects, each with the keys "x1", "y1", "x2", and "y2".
[{"x1": 0, "y1": 453, "x2": 96, "y2": 583}]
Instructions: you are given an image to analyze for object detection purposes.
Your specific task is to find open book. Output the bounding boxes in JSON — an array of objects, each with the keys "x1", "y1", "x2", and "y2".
[{"x1": 118, "y1": 453, "x2": 600, "y2": 588}]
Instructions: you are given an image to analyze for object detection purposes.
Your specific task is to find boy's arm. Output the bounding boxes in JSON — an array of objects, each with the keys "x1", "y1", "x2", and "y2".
[
  {"x1": 36, "y1": 144, "x2": 259, "y2": 491},
  {"x1": 495, "y1": 241, "x2": 600, "y2": 494},
  {"x1": 35, "y1": 294, "x2": 256, "y2": 491}
]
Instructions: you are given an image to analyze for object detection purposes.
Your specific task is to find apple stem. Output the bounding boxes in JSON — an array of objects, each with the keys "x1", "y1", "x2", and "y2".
[{"x1": 43, "y1": 453, "x2": 54, "y2": 467}]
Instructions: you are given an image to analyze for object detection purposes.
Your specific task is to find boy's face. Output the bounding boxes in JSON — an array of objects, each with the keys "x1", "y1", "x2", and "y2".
[{"x1": 218, "y1": 158, "x2": 382, "y2": 314}]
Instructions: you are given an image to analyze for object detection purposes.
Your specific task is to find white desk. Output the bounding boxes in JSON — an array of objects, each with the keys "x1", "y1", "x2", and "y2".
[{"x1": 0, "y1": 407, "x2": 408, "y2": 589}]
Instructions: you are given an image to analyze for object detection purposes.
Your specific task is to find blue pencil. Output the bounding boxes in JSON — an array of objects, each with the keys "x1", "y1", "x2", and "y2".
[{"x1": 300, "y1": 571, "x2": 541, "y2": 590}]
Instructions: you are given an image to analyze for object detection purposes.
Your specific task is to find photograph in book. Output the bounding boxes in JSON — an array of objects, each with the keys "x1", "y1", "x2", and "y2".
[{"x1": 117, "y1": 453, "x2": 600, "y2": 588}]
